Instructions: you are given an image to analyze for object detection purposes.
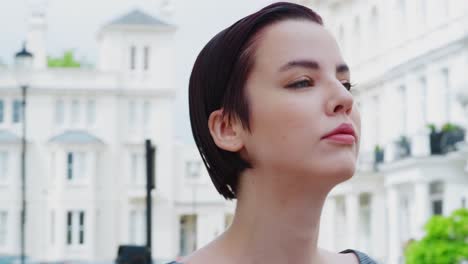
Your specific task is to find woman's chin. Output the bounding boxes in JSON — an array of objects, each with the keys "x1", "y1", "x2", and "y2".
[{"x1": 313, "y1": 158, "x2": 357, "y2": 184}]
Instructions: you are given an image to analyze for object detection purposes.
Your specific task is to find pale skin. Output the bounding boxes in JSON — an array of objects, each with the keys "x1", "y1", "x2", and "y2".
[{"x1": 182, "y1": 19, "x2": 361, "y2": 264}]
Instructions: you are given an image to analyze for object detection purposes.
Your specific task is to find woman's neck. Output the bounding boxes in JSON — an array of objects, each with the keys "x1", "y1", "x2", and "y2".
[{"x1": 220, "y1": 168, "x2": 334, "y2": 264}]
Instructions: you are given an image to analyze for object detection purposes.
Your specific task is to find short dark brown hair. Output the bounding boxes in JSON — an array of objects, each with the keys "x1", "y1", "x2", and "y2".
[{"x1": 189, "y1": 2, "x2": 323, "y2": 199}]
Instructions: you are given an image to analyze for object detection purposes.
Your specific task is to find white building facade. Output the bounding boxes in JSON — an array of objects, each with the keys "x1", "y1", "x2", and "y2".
[{"x1": 0, "y1": 8, "x2": 237, "y2": 263}]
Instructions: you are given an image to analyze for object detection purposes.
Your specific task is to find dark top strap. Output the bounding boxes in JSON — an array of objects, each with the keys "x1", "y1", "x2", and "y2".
[
  {"x1": 340, "y1": 249, "x2": 378, "y2": 264},
  {"x1": 167, "y1": 249, "x2": 378, "y2": 264}
]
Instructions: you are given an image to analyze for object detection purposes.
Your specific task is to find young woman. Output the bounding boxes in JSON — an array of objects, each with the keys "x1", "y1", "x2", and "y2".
[{"x1": 169, "y1": 2, "x2": 377, "y2": 264}]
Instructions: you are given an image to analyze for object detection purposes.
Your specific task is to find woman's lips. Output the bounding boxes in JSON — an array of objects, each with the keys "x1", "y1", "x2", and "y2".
[
  {"x1": 321, "y1": 123, "x2": 357, "y2": 145},
  {"x1": 322, "y1": 134, "x2": 356, "y2": 144}
]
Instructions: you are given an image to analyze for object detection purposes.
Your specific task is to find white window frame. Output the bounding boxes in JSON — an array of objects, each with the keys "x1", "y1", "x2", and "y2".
[
  {"x1": 186, "y1": 161, "x2": 202, "y2": 179},
  {"x1": 128, "y1": 100, "x2": 137, "y2": 132},
  {"x1": 86, "y1": 99, "x2": 96, "y2": 126},
  {"x1": 130, "y1": 152, "x2": 145, "y2": 185},
  {"x1": 0, "y1": 151, "x2": 9, "y2": 185},
  {"x1": 66, "y1": 210, "x2": 86, "y2": 247},
  {"x1": 179, "y1": 214, "x2": 197, "y2": 256},
  {"x1": 128, "y1": 208, "x2": 146, "y2": 245},
  {"x1": 143, "y1": 46, "x2": 150, "y2": 71},
  {"x1": 0, "y1": 211, "x2": 8, "y2": 247},
  {"x1": 71, "y1": 99, "x2": 81, "y2": 126},
  {"x1": 0, "y1": 99, "x2": 4, "y2": 124},
  {"x1": 55, "y1": 99, "x2": 65, "y2": 126},
  {"x1": 142, "y1": 101, "x2": 151, "y2": 131},
  {"x1": 130, "y1": 46, "x2": 137, "y2": 71},
  {"x1": 66, "y1": 151, "x2": 87, "y2": 184},
  {"x1": 430, "y1": 181, "x2": 444, "y2": 215},
  {"x1": 12, "y1": 99, "x2": 22, "y2": 123}
]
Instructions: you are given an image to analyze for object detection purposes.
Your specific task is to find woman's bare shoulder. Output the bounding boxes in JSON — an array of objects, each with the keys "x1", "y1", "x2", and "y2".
[{"x1": 168, "y1": 240, "x2": 224, "y2": 264}]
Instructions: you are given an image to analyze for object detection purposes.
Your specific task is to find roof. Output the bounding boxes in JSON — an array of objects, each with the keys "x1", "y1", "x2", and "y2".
[
  {"x1": 107, "y1": 9, "x2": 169, "y2": 27},
  {"x1": 49, "y1": 130, "x2": 103, "y2": 145},
  {"x1": 0, "y1": 130, "x2": 21, "y2": 143}
]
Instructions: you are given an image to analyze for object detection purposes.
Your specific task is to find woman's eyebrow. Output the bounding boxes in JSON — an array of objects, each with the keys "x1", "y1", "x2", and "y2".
[
  {"x1": 279, "y1": 59, "x2": 320, "y2": 72},
  {"x1": 336, "y1": 64, "x2": 349, "y2": 74},
  {"x1": 278, "y1": 60, "x2": 349, "y2": 74}
]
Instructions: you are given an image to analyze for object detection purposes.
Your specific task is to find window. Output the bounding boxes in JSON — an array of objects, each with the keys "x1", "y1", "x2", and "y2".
[
  {"x1": 397, "y1": 0, "x2": 407, "y2": 35},
  {"x1": 372, "y1": 95, "x2": 380, "y2": 144},
  {"x1": 143, "y1": 101, "x2": 151, "y2": 130},
  {"x1": 442, "y1": 68, "x2": 450, "y2": 121},
  {"x1": 179, "y1": 215, "x2": 197, "y2": 256},
  {"x1": 130, "y1": 153, "x2": 144, "y2": 184},
  {"x1": 13, "y1": 100, "x2": 22, "y2": 123},
  {"x1": 334, "y1": 196, "x2": 347, "y2": 251},
  {"x1": 0, "y1": 211, "x2": 7, "y2": 247},
  {"x1": 143, "y1": 46, "x2": 150, "y2": 71},
  {"x1": 0, "y1": 100, "x2": 4, "y2": 123},
  {"x1": 420, "y1": 77, "x2": 428, "y2": 124},
  {"x1": 441, "y1": 0, "x2": 449, "y2": 17},
  {"x1": 129, "y1": 209, "x2": 146, "y2": 245},
  {"x1": 353, "y1": 16, "x2": 361, "y2": 60},
  {"x1": 67, "y1": 212, "x2": 72, "y2": 244},
  {"x1": 55, "y1": 100, "x2": 65, "y2": 125},
  {"x1": 50, "y1": 210, "x2": 55, "y2": 245},
  {"x1": 86, "y1": 100, "x2": 96, "y2": 125},
  {"x1": 399, "y1": 195, "x2": 411, "y2": 246},
  {"x1": 358, "y1": 193, "x2": 371, "y2": 251},
  {"x1": 66, "y1": 210, "x2": 85, "y2": 246},
  {"x1": 370, "y1": 6, "x2": 379, "y2": 50},
  {"x1": 420, "y1": 0, "x2": 427, "y2": 25},
  {"x1": 338, "y1": 25, "x2": 345, "y2": 54},
  {"x1": 186, "y1": 161, "x2": 202, "y2": 179},
  {"x1": 66, "y1": 152, "x2": 86, "y2": 181},
  {"x1": 79, "y1": 211, "x2": 85, "y2": 244},
  {"x1": 71, "y1": 99, "x2": 80, "y2": 124},
  {"x1": 430, "y1": 181, "x2": 444, "y2": 215},
  {"x1": 399, "y1": 85, "x2": 408, "y2": 135},
  {"x1": 129, "y1": 101, "x2": 136, "y2": 127},
  {"x1": 0, "y1": 152, "x2": 8, "y2": 183},
  {"x1": 130, "y1": 46, "x2": 136, "y2": 70}
]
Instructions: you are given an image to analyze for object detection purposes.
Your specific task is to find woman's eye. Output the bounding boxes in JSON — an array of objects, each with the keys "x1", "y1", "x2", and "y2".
[
  {"x1": 342, "y1": 82, "x2": 354, "y2": 91},
  {"x1": 287, "y1": 79, "x2": 315, "y2": 89}
]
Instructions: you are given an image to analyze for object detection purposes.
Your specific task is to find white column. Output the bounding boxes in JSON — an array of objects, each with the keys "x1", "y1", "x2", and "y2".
[
  {"x1": 345, "y1": 193, "x2": 359, "y2": 248},
  {"x1": 196, "y1": 212, "x2": 224, "y2": 249},
  {"x1": 413, "y1": 182, "x2": 430, "y2": 240},
  {"x1": 387, "y1": 186, "x2": 400, "y2": 264},
  {"x1": 370, "y1": 191, "x2": 386, "y2": 260},
  {"x1": 56, "y1": 208, "x2": 65, "y2": 260}
]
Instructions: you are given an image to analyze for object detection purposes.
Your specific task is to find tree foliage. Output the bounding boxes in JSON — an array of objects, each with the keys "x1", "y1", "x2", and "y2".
[
  {"x1": 47, "y1": 50, "x2": 81, "y2": 68},
  {"x1": 405, "y1": 208, "x2": 468, "y2": 264}
]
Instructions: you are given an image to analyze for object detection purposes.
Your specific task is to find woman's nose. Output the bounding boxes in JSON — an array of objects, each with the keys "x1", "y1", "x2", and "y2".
[{"x1": 325, "y1": 81, "x2": 354, "y2": 116}]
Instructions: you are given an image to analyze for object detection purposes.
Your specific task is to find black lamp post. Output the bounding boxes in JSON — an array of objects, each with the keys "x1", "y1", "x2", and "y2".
[{"x1": 14, "y1": 43, "x2": 33, "y2": 264}]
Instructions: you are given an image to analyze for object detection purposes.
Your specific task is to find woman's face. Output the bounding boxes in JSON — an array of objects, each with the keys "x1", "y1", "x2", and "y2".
[{"x1": 239, "y1": 19, "x2": 361, "y2": 185}]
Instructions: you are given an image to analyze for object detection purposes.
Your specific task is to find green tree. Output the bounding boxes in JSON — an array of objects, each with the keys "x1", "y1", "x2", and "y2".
[
  {"x1": 47, "y1": 50, "x2": 81, "y2": 68},
  {"x1": 405, "y1": 208, "x2": 468, "y2": 264}
]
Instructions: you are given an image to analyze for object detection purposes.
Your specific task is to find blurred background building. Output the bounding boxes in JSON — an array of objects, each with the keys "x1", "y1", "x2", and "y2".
[
  {"x1": 0, "y1": 0, "x2": 467, "y2": 264},
  {"x1": 0, "y1": 4, "x2": 236, "y2": 263}
]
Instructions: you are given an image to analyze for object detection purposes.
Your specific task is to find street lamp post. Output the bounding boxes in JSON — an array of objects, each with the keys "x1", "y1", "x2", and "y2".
[
  {"x1": 457, "y1": 89, "x2": 468, "y2": 143},
  {"x1": 14, "y1": 43, "x2": 33, "y2": 264}
]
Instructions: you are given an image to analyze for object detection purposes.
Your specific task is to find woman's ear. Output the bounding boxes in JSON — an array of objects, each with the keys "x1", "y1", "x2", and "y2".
[{"x1": 208, "y1": 109, "x2": 244, "y2": 152}]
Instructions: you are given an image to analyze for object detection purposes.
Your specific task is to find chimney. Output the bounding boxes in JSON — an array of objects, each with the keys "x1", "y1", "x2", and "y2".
[{"x1": 26, "y1": 11, "x2": 47, "y2": 69}]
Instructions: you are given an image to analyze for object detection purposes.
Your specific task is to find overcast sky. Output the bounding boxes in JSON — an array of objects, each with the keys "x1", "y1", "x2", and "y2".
[{"x1": 0, "y1": 0, "x2": 272, "y2": 142}]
